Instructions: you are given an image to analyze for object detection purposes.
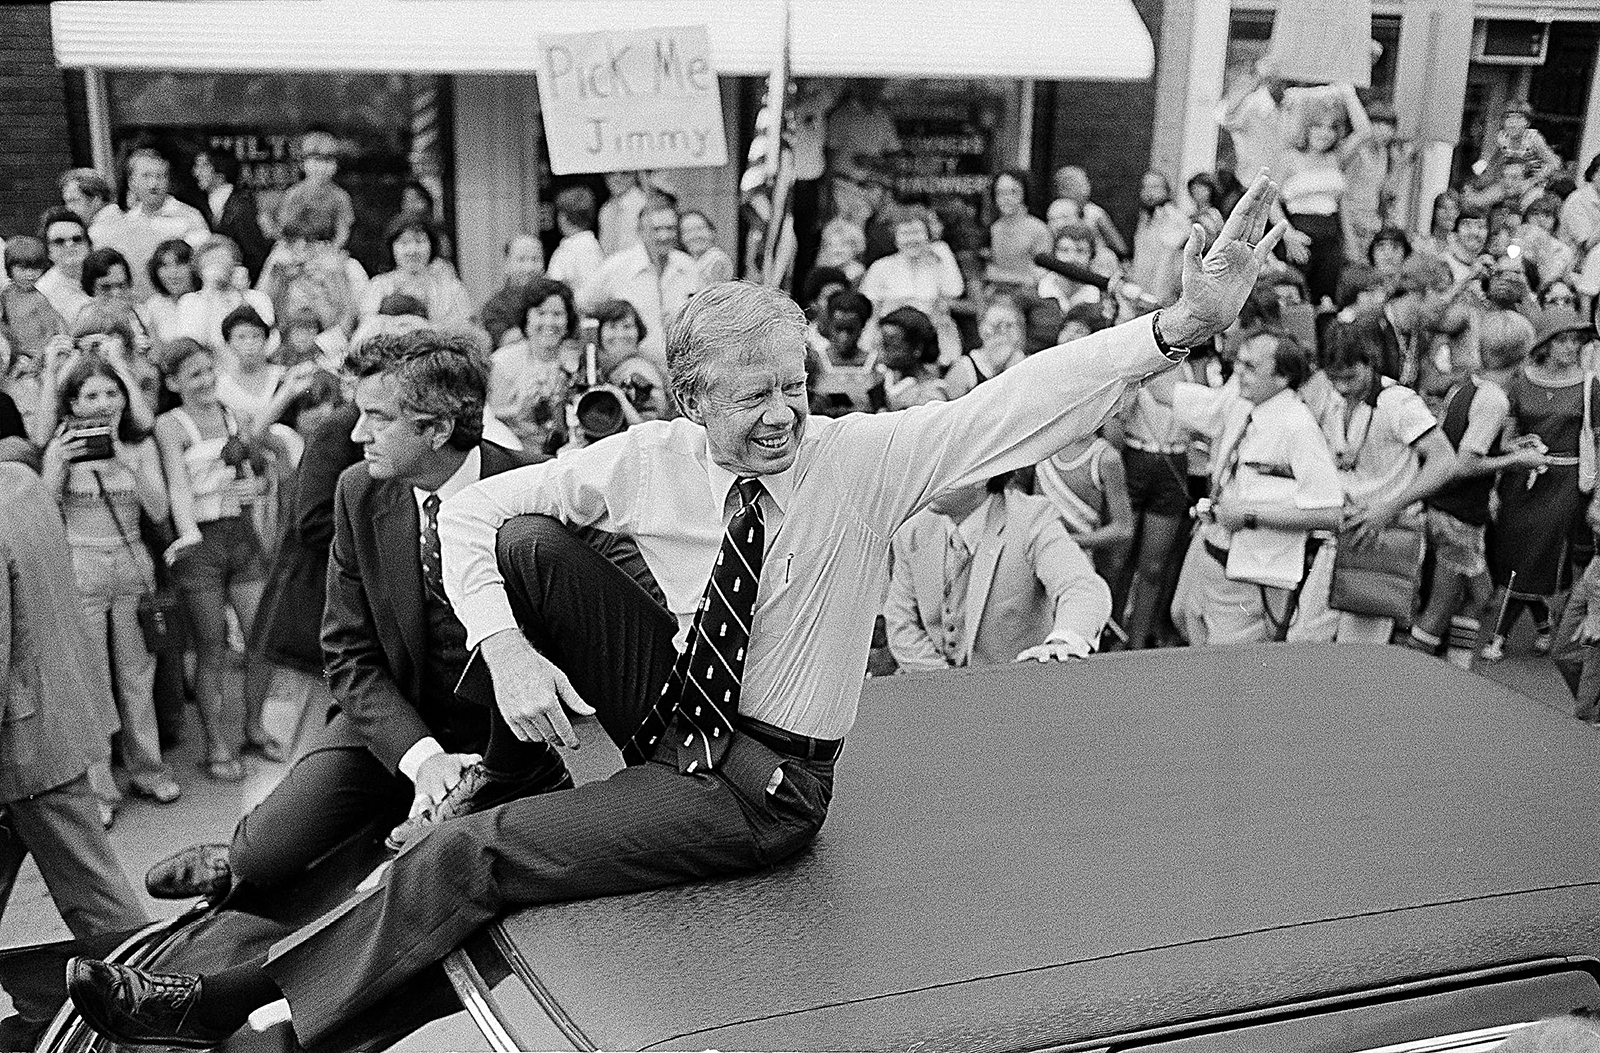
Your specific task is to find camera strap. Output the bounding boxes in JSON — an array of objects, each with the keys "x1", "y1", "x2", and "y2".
[{"x1": 90, "y1": 468, "x2": 157, "y2": 593}]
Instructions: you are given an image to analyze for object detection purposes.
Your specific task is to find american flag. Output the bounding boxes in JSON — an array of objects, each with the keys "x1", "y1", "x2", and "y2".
[{"x1": 739, "y1": 1, "x2": 795, "y2": 287}]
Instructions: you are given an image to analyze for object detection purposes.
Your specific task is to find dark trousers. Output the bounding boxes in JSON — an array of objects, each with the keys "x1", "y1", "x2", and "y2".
[
  {"x1": 262, "y1": 516, "x2": 836, "y2": 1045},
  {"x1": 229, "y1": 723, "x2": 412, "y2": 890}
]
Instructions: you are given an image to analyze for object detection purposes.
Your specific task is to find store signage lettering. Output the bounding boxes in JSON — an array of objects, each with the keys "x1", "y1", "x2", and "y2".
[
  {"x1": 207, "y1": 133, "x2": 302, "y2": 192},
  {"x1": 536, "y1": 25, "x2": 729, "y2": 174}
]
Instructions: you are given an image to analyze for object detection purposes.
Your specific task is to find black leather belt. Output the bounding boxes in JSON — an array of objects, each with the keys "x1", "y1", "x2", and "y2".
[{"x1": 736, "y1": 717, "x2": 844, "y2": 762}]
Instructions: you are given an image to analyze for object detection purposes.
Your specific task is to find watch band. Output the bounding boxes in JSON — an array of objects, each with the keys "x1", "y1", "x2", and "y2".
[{"x1": 1151, "y1": 309, "x2": 1197, "y2": 359}]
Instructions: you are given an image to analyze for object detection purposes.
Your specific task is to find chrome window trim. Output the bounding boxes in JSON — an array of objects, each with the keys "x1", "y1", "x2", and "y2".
[
  {"x1": 1355, "y1": 1022, "x2": 1533, "y2": 1052},
  {"x1": 442, "y1": 948, "x2": 520, "y2": 1053}
]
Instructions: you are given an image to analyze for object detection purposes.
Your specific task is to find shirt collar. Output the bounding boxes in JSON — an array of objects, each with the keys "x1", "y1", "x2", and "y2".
[
  {"x1": 700, "y1": 435, "x2": 796, "y2": 514},
  {"x1": 954, "y1": 495, "x2": 991, "y2": 551},
  {"x1": 414, "y1": 446, "x2": 481, "y2": 508}
]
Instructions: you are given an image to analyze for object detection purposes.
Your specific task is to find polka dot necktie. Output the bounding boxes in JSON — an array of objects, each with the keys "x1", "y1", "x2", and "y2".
[
  {"x1": 421, "y1": 493, "x2": 447, "y2": 603},
  {"x1": 629, "y1": 478, "x2": 765, "y2": 772}
]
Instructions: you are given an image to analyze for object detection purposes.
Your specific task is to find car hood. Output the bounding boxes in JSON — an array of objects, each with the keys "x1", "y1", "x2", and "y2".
[{"x1": 495, "y1": 644, "x2": 1600, "y2": 1050}]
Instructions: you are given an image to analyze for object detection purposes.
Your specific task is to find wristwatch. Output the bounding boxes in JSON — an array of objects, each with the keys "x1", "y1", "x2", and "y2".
[{"x1": 1151, "y1": 309, "x2": 1201, "y2": 359}]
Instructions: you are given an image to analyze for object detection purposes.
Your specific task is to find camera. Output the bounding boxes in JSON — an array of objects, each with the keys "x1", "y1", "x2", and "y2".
[{"x1": 62, "y1": 417, "x2": 114, "y2": 462}]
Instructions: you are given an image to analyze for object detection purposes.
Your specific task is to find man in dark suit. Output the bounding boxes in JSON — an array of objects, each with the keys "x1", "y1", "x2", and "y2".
[
  {"x1": 192, "y1": 149, "x2": 270, "y2": 284},
  {"x1": 146, "y1": 330, "x2": 568, "y2": 900}
]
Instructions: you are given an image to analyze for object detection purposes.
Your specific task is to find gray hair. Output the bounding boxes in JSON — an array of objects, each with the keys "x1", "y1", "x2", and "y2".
[{"x1": 666, "y1": 281, "x2": 808, "y2": 407}]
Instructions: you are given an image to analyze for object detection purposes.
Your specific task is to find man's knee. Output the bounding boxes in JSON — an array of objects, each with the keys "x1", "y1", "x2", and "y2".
[{"x1": 495, "y1": 514, "x2": 580, "y2": 574}]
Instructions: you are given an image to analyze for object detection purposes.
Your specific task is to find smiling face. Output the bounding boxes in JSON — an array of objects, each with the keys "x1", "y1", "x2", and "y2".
[
  {"x1": 155, "y1": 250, "x2": 195, "y2": 297},
  {"x1": 600, "y1": 313, "x2": 640, "y2": 357},
  {"x1": 525, "y1": 295, "x2": 570, "y2": 355},
  {"x1": 683, "y1": 334, "x2": 809, "y2": 477},
  {"x1": 1454, "y1": 217, "x2": 1488, "y2": 257},
  {"x1": 679, "y1": 213, "x2": 715, "y2": 258},
  {"x1": 45, "y1": 220, "x2": 88, "y2": 273}
]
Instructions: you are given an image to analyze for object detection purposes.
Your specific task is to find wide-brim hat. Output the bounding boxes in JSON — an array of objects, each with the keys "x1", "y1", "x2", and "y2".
[{"x1": 1530, "y1": 305, "x2": 1590, "y2": 351}]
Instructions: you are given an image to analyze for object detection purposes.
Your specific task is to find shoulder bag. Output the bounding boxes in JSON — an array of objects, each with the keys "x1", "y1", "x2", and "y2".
[
  {"x1": 93, "y1": 471, "x2": 188, "y2": 653},
  {"x1": 1328, "y1": 392, "x2": 1427, "y2": 619}
]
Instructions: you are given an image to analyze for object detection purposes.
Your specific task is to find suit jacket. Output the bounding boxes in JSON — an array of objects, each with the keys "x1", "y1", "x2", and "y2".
[
  {"x1": 885, "y1": 489, "x2": 1111, "y2": 671},
  {"x1": 210, "y1": 184, "x2": 270, "y2": 283},
  {"x1": 0, "y1": 464, "x2": 117, "y2": 802},
  {"x1": 319, "y1": 441, "x2": 539, "y2": 771},
  {"x1": 254, "y1": 404, "x2": 363, "y2": 673}
]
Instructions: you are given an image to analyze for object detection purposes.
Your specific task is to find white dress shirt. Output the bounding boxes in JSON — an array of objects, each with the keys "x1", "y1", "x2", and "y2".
[
  {"x1": 577, "y1": 244, "x2": 703, "y2": 362},
  {"x1": 441, "y1": 314, "x2": 1173, "y2": 741},
  {"x1": 397, "y1": 448, "x2": 483, "y2": 782},
  {"x1": 547, "y1": 230, "x2": 604, "y2": 292}
]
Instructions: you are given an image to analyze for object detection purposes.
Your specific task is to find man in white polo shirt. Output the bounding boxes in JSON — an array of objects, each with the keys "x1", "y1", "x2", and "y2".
[{"x1": 90, "y1": 149, "x2": 209, "y2": 301}]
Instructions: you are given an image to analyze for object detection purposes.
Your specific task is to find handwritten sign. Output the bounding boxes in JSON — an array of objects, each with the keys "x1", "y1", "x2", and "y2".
[
  {"x1": 1266, "y1": 0, "x2": 1373, "y2": 87},
  {"x1": 536, "y1": 26, "x2": 729, "y2": 175}
]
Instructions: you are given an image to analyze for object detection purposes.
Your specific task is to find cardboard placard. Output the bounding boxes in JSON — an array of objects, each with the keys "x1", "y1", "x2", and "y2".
[
  {"x1": 1266, "y1": 0, "x2": 1374, "y2": 87},
  {"x1": 536, "y1": 25, "x2": 729, "y2": 175}
]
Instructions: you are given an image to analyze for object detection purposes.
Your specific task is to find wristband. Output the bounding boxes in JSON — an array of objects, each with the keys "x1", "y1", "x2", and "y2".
[{"x1": 1151, "y1": 309, "x2": 1198, "y2": 359}]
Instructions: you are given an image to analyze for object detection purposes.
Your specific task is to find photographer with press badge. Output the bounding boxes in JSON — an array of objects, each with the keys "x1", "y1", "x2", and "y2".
[{"x1": 41, "y1": 352, "x2": 182, "y2": 818}]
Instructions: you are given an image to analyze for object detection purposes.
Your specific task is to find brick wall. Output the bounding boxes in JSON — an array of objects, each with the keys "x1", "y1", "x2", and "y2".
[
  {"x1": 1032, "y1": 0, "x2": 1165, "y2": 246},
  {"x1": 0, "y1": 4, "x2": 75, "y2": 239}
]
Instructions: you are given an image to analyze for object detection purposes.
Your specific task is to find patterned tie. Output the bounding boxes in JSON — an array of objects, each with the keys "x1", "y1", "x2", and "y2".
[
  {"x1": 628, "y1": 478, "x2": 766, "y2": 772},
  {"x1": 942, "y1": 526, "x2": 973, "y2": 665},
  {"x1": 421, "y1": 493, "x2": 447, "y2": 603}
]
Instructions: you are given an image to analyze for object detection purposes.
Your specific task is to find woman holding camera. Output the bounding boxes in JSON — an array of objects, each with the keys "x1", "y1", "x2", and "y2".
[
  {"x1": 590, "y1": 298, "x2": 671, "y2": 421},
  {"x1": 488, "y1": 277, "x2": 581, "y2": 454},
  {"x1": 42, "y1": 354, "x2": 181, "y2": 813},
  {"x1": 153, "y1": 337, "x2": 276, "y2": 781}
]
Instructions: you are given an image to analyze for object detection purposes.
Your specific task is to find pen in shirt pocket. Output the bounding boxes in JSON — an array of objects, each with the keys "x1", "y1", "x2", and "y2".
[{"x1": 785, "y1": 552, "x2": 794, "y2": 584}]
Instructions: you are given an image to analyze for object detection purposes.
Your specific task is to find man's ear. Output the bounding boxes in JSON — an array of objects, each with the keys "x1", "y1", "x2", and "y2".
[
  {"x1": 427, "y1": 416, "x2": 456, "y2": 451},
  {"x1": 679, "y1": 389, "x2": 704, "y2": 426}
]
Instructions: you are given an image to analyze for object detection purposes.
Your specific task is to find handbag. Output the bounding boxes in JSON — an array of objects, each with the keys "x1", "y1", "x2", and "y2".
[
  {"x1": 1329, "y1": 522, "x2": 1426, "y2": 620},
  {"x1": 1580, "y1": 372, "x2": 1595, "y2": 494},
  {"x1": 93, "y1": 472, "x2": 189, "y2": 654}
]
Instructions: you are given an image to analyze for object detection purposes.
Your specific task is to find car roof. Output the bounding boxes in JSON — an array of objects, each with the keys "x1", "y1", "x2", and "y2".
[{"x1": 495, "y1": 643, "x2": 1600, "y2": 1051}]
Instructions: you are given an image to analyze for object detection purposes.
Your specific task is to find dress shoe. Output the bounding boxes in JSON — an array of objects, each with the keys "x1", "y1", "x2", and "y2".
[
  {"x1": 66, "y1": 957, "x2": 233, "y2": 1050},
  {"x1": 386, "y1": 758, "x2": 573, "y2": 852},
  {"x1": 145, "y1": 844, "x2": 232, "y2": 902}
]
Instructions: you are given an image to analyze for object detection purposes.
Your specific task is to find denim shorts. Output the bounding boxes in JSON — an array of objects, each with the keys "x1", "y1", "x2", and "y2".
[
  {"x1": 170, "y1": 517, "x2": 266, "y2": 593},
  {"x1": 1426, "y1": 506, "x2": 1487, "y2": 578}
]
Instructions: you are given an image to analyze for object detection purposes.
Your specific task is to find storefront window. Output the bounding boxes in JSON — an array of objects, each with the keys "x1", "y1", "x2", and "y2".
[{"x1": 104, "y1": 71, "x2": 453, "y2": 275}]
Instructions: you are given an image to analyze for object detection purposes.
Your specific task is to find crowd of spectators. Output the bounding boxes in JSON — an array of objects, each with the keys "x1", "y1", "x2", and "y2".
[{"x1": 4, "y1": 90, "x2": 1600, "y2": 840}]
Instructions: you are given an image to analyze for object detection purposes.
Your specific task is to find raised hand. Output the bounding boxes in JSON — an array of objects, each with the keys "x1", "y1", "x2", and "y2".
[{"x1": 1157, "y1": 171, "x2": 1288, "y2": 350}]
